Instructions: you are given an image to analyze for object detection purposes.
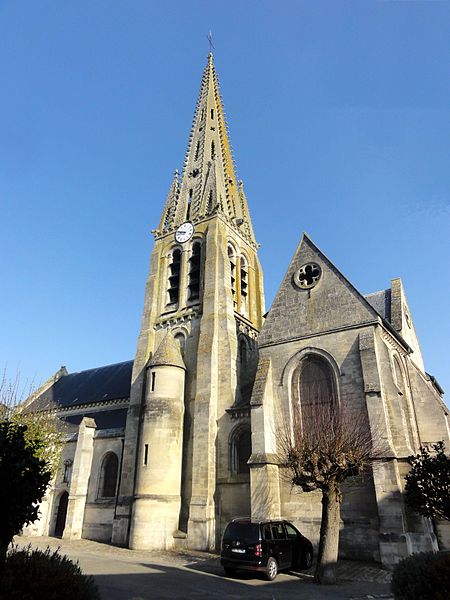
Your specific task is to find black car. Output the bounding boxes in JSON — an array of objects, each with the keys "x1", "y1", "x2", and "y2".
[{"x1": 220, "y1": 518, "x2": 313, "y2": 581}]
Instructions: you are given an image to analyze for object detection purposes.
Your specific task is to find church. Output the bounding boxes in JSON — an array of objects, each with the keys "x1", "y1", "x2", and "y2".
[{"x1": 22, "y1": 54, "x2": 449, "y2": 567}]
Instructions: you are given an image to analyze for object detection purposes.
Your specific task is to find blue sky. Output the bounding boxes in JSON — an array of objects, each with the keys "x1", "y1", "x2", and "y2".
[{"x1": 1, "y1": 0, "x2": 449, "y2": 401}]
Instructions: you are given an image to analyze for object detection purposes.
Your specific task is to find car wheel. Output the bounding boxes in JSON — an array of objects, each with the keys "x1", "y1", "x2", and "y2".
[
  {"x1": 265, "y1": 557, "x2": 278, "y2": 581},
  {"x1": 224, "y1": 567, "x2": 236, "y2": 577},
  {"x1": 301, "y1": 549, "x2": 313, "y2": 570}
]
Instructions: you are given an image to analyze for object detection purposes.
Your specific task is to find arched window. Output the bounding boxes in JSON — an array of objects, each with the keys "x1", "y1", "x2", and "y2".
[
  {"x1": 211, "y1": 140, "x2": 216, "y2": 159},
  {"x1": 240, "y1": 255, "x2": 248, "y2": 316},
  {"x1": 167, "y1": 248, "x2": 181, "y2": 305},
  {"x1": 293, "y1": 356, "x2": 336, "y2": 428},
  {"x1": 62, "y1": 460, "x2": 73, "y2": 483},
  {"x1": 98, "y1": 452, "x2": 119, "y2": 499},
  {"x1": 188, "y1": 242, "x2": 201, "y2": 301},
  {"x1": 228, "y1": 244, "x2": 237, "y2": 309},
  {"x1": 230, "y1": 426, "x2": 251, "y2": 474},
  {"x1": 174, "y1": 332, "x2": 186, "y2": 354}
]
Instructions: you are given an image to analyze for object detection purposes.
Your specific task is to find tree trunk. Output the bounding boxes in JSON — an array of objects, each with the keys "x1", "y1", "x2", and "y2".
[{"x1": 315, "y1": 482, "x2": 341, "y2": 584}]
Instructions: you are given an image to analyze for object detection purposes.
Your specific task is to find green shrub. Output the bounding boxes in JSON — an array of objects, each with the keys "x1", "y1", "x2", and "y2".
[
  {"x1": 391, "y1": 551, "x2": 450, "y2": 600},
  {"x1": 1, "y1": 545, "x2": 100, "y2": 600}
]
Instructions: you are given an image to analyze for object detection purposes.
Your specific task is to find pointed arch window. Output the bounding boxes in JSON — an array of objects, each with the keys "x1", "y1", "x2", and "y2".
[
  {"x1": 230, "y1": 425, "x2": 251, "y2": 475},
  {"x1": 393, "y1": 356, "x2": 406, "y2": 395},
  {"x1": 211, "y1": 140, "x2": 216, "y2": 160},
  {"x1": 393, "y1": 354, "x2": 414, "y2": 451},
  {"x1": 174, "y1": 332, "x2": 186, "y2": 354},
  {"x1": 168, "y1": 248, "x2": 181, "y2": 305},
  {"x1": 186, "y1": 189, "x2": 193, "y2": 220},
  {"x1": 240, "y1": 255, "x2": 249, "y2": 317},
  {"x1": 98, "y1": 452, "x2": 119, "y2": 499},
  {"x1": 188, "y1": 241, "x2": 202, "y2": 301},
  {"x1": 293, "y1": 356, "x2": 337, "y2": 429},
  {"x1": 228, "y1": 244, "x2": 237, "y2": 309}
]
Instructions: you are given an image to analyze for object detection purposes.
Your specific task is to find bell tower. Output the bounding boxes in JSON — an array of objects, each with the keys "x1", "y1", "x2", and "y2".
[{"x1": 112, "y1": 53, "x2": 265, "y2": 550}]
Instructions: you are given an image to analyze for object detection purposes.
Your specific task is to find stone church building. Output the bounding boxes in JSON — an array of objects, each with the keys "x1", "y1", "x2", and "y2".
[{"x1": 22, "y1": 54, "x2": 449, "y2": 566}]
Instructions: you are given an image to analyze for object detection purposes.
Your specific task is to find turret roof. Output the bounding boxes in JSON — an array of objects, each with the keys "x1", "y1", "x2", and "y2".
[{"x1": 149, "y1": 331, "x2": 185, "y2": 369}]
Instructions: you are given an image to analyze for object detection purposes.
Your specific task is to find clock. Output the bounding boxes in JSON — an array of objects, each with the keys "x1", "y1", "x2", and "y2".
[{"x1": 175, "y1": 221, "x2": 194, "y2": 243}]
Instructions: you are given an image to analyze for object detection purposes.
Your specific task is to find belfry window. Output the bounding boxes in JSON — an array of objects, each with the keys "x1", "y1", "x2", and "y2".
[
  {"x1": 98, "y1": 452, "x2": 119, "y2": 499},
  {"x1": 230, "y1": 426, "x2": 251, "y2": 475},
  {"x1": 168, "y1": 248, "x2": 181, "y2": 305},
  {"x1": 188, "y1": 242, "x2": 201, "y2": 301},
  {"x1": 293, "y1": 356, "x2": 336, "y2": 428},
  {"x1": 240, "y1": 255, "x2": 249, "y2": 316},
  {"x1": 228, "y1": 244, "x2": 237, "y2": 309}
]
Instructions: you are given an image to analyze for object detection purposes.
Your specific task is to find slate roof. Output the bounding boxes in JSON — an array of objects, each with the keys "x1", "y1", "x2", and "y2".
[
  {"x1": 364, "y1": 289, "x2": 392, "y2": 322},
  {"x1": 59, "y1": 408, "x2": 128, "y2": 432},
  {"x1": 25, "y1": 360, "x2": 133, "y2": 412}
]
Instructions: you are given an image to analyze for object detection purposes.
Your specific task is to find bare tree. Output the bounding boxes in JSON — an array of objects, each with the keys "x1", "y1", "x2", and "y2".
[
  {"x1": 279, "y1": 393, "x2": 379, "y2": 585},
  {"x1": 0, "y1": 370, "x2": 63, "y2": 477}
]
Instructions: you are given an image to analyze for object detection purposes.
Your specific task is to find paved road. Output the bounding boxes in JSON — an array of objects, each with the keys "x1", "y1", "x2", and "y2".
[{"x1": 16, "y1": 537, "x2": 393, "y2": 600}]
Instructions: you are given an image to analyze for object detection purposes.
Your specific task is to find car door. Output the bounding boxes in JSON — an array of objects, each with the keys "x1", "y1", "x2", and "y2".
[
  {"x1": 271, "y1": 522, "x2": 292, "y2": 569},
  {"x1": 284, "y1": 521, "x2": 300, "y2": 569}
]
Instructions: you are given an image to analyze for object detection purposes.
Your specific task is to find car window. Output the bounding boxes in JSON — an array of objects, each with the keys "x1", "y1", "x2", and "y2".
[
  {"x1": 285, "y1": 523, "x2": 298, "y2": 539},
  {"x1": 263, "y1": 524, "x2": 272, "y2": 540},
  {"x1": 223, "y1": 522, "x2": 260, "y2": 543},
  {"x1": 271, "y1": 522, "x2": 286, "y2": 540}
]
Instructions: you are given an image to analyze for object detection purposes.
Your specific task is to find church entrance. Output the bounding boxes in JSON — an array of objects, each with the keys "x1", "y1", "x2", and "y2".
[{"x1": 54, "y1": 491, "x2": 69, "y2": 537}]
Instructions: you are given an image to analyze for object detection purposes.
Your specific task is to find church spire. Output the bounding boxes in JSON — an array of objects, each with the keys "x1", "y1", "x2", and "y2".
[{"x1": 156, "y1": 54, "x2": 257, "y2": 246}]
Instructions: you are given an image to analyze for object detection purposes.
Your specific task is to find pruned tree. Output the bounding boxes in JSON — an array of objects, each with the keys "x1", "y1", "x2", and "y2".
[
  {"x1": 279, "y1": 393, "x2": 379, "y2": 585},
  {"x1": 405, "y1": 441, "x2": 450, "y2": 522}
]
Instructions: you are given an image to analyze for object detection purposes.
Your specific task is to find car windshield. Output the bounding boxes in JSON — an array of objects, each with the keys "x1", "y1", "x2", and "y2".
[{"x1": 223, "y1": 522, "x2": 260, "y2": 543}]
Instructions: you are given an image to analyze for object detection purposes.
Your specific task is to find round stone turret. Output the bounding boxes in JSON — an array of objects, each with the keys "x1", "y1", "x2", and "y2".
[{"x1": 129, "y1": 331, "x2": 186, "y2": 550}]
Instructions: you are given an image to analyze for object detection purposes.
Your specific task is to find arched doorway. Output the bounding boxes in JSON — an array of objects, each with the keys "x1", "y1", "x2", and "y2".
[{"x1": 54, "y1": 491, "x2": 69, "y2": 537}]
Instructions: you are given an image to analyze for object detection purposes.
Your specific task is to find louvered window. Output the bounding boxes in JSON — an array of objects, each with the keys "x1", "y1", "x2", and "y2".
[{"x1": 168, "y1": 249, "x2": 181, "y2": 305}]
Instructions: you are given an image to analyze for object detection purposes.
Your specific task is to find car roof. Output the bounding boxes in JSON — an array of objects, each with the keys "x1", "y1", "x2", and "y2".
[{"x1": 229, "y1": 518, "x2": 293, "y2": 526}]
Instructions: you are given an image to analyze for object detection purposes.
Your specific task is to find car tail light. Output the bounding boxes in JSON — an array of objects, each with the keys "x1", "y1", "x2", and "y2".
[{"x1": 254, "y1": 543, "x2": 262, "y2": 557}]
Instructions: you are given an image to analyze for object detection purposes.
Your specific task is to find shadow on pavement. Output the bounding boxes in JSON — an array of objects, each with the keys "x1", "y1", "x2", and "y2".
[{"x1": 112, "y1": 559, "x2": 391, "y2": 600}]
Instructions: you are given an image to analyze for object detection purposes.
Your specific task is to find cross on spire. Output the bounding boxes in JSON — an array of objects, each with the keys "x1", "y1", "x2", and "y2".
[{"x1": 207, "y1": 31, "x2": 215, "y2": 54}]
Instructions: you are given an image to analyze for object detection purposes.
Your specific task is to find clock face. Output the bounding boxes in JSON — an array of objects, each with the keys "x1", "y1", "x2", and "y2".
[{"x1": 175, "y1": 221, "x2": 194, "y2": 243}]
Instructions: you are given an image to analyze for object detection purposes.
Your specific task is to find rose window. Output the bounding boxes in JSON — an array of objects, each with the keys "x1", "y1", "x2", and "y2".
[{"x1": 294, "y1": 263, "x2": 322, "y2": 289}]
